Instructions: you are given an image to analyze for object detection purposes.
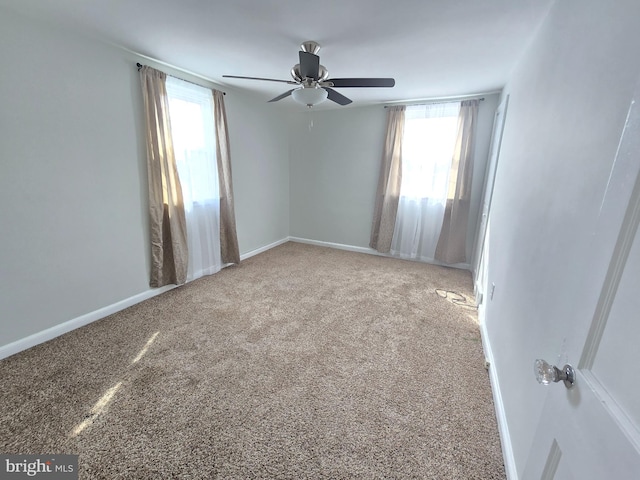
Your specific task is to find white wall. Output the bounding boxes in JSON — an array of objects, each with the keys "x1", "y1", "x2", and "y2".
[
  {"x1": 483, "y1": 0, "x2": 640, "y2": 475},
  {"x1": 289, "y1": 96, "x2": 500, "y2": 261},
  {"x1": 0, "y1": 8, "x2": 289, "y2": 353},
  {"x1": 288, "y1": 107, "x2": 386, "y2": 247},
  {"x1": 226, "y1": 96, "x2": 289, "y2": 255}
]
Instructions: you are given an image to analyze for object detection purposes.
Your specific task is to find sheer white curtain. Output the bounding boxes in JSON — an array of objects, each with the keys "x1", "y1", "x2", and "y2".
[
  {"x1": 390, "y1": 102, "x2": 461, "y2": 261},
  {"x1": 165, "y1": 76, "x2": 222, "y2": 282}
]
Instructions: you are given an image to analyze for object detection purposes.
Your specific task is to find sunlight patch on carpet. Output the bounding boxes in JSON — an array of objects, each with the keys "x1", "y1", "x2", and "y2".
[
  {"x1": 131, "y1": 331, "x2": 160, "y2": 364},
  {"x1": 70, "y1": 381, "x2": 123, "y2": 437}
]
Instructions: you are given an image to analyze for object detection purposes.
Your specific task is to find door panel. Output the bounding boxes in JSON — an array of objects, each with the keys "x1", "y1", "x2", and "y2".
[
  {"x1": 540, "y1": 440, "x2": 575, "y2": 480},
  {"x1": 591, "y1": 221, "x2": 640, "y2": 430}
]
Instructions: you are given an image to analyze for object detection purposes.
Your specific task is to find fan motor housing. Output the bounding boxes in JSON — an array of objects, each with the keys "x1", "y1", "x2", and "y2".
[{"x1": 291, "y1": 64, "x2": 328, "y2": 83}]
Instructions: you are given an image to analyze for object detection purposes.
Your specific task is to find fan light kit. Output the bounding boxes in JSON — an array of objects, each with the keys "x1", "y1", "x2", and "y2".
[
  {"x1": 223, "y1": 41, "x2": 395, "y2": 108},
  {"x1": 291, "y1": 86, "x2": 328, "y2": 107}
]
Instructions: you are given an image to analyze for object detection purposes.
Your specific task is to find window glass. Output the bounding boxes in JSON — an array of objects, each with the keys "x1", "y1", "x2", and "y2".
[
  {"x1": 401, "y1": 103, "x2": 460, "y2": 199},
  {"x1": 165, "y1": 77, "x2": 218, "y2": 207}
]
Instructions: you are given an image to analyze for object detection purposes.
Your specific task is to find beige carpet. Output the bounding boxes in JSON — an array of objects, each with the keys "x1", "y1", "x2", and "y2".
[{"x1": 0, "y1": 242, "x2": 505, "y2": 479}]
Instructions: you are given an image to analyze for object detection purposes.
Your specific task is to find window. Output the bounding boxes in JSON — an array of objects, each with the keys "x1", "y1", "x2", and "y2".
[
  {"x1": 400, "y1": 103, "x2": 460, "y2": 199},
  {"x1": 166, "y1": 76, "x2": 219, "y2": 208},
  {"x1": 390, "y1": 102, "x2": 462, "y2": 261},
  {"x1": 371, "y1": 99, "x2": 477, "y2": 264},
  {"x1": 165, "y1": 76, "x2": 221, "y2": 281}
]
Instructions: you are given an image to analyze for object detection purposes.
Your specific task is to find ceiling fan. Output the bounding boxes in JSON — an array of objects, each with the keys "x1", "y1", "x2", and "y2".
[{"x1": 223, "y1": 41, "x2": 395, "y2": 108}]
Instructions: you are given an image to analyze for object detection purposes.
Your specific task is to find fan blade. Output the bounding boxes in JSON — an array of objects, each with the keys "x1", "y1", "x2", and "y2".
[
  {"x1": 327, "y1": 78, "x2": 395, "y2": 88},
  {"x1": 268, "y1": 89, "x2": 295, "y2": 103},
  {"x1": 325, "y1": 88, "x2": 352, "y2": 106},
  {"x1": 223, "y1": 75, "x2": 297, "y2": 85},
  {"x1": 299, "y1": 51, "x2": 320, "y2": 80}
]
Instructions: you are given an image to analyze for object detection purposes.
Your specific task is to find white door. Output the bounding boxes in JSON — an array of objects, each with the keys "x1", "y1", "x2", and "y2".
[
  {"x1": 523, "y1": 94, "x2": 640, "y2": 478},
  {"x1": 474, "y1": 96, "x2": 509, "y2": 302}
]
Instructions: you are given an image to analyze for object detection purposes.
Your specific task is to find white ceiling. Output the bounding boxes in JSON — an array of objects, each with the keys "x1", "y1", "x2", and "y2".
[{"x1": 0, "y1": 0, "x2": 552, "y2": 109}]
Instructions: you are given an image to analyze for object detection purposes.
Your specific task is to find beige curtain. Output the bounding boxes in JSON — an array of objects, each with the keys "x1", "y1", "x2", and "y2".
[
  {"x1": 370, "y1": 106, "x2": 406, "y2": 252},
  {"x1": 139, "y1": 66, "x2": 188, "y2": 287},
  {"x1": 435, "y1": 100, "x2": 479, "y2": 264},
  {"x1": 213, "y1": 90, "x2": 240, "y2": 265}
]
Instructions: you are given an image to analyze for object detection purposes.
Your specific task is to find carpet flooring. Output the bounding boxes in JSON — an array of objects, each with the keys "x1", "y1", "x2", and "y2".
[{"x1": 0, "y1": 242, "x2": 505, "y2": 479}]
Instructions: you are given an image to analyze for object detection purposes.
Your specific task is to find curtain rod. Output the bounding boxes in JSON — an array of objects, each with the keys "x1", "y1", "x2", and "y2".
[
  {"x1": 384, "y1": 97, "x2": 485, "y2": 108},
  {"x1": 137, "y1": 63, "x2": 226, "y2": 95},
  {"x1": 383, "y1": 90, "x2": 501, "y2": 107}
]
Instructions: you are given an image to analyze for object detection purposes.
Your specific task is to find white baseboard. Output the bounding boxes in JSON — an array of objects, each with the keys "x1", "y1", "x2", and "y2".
[
  {"x1": 288, "y1": 236, "x2": 383, "y2": 256},
  {"x1": 0, "y1": 285, "x2": 175, "y2": 361},
  {"x1": 1, "y1": 236, "x2": 474, "y2": 362},
  {"x1": 479, "y1": 315, "x2": 518, "y2": 480},
  {"x1": 289, "y1": 236, "x2": 471, "y2": 270},
  {"x1": 1, "y1": 239, "x2": 295, "y2": 361},
  {"x1": 1, "y1": 239, "x2": 293, "y2": 360},
  {"x1": 239, "y1": 237, "x2": 290, "y2": 261}
]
